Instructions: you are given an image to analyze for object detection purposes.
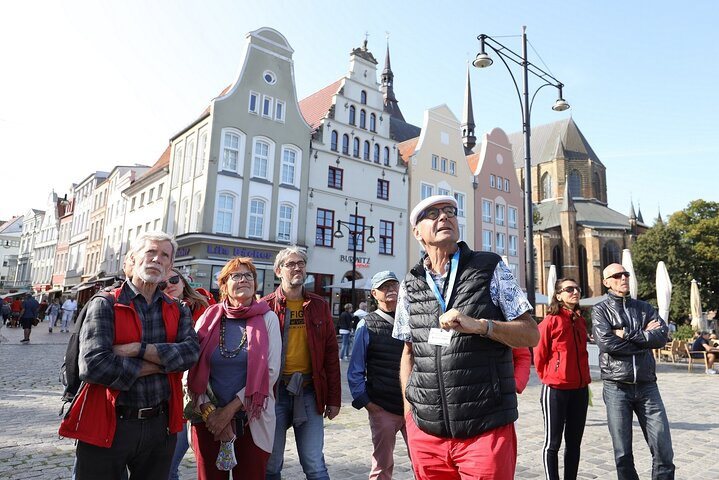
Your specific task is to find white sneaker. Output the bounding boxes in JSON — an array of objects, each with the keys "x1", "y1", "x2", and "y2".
[{"x1": 706, "y1": 368, "x2": 717, "y2": 375}]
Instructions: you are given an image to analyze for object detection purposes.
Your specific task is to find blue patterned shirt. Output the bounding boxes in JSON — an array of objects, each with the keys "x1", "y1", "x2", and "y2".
[{"x1": 392, "y1": 254, "x2": 532, "y2": 342}]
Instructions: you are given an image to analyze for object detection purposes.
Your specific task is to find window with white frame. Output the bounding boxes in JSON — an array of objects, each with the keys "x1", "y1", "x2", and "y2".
[
  {"x1": 490, "y1": 174, "x2": 495, "y2": 188},
  {"x1": 496, "y1": 176, "x2": 503, "y2": 191},
  {"x1": 262, "y1": 95, "x2": 273, "y2": 118},
  {"x1": 179, "y1": 197, "x2": 190, "y2": 235},
  {"x1": 509, "y1": 235, "x2": 518, "y2": 256},
  {"x1": 496, "y1": 232, "x2": 506, "y2": 255},
  {"x1": 252, "y1": 140, "x2": 270, "y2": 179},
  {"x1": 248, "y1": 199, "x2": 265, "y2": 238},
  {"x1": 277, "y1": 204, "x2": 293, "y2": 242},
  {"x1": 441, "y1": 157, "x2": 447, "y2": 172},
  {"x1": 508, "y1": 207, "x2": 518, "y2": 228},
  {"x1": 383, "y1": 147, "x2": 390, "y2": 166},
  {"x1": 482, "y1": 199, "x2": 492, "y2": 223},
  {"x1": 438, "y1": 187, "x2": 450, "y2": 196},
  {"x1": 275, "y1": 100, "x2": 285, "y2": 122},
  {"x1": 182, "y1": 139, "x2": 195, "y2": 182},
  {"x1": 280, "y1": 147, "x2": 297, "y2": 185},
  {"x1": 192, "y1": 192, "x2": 202, "y2": 231},
  {"x1": 454, "y1": 192, "x2": 465, "y2": 217},
  {"x1": 215, "y1": 193, "x2": 235, "y2": 234},
  {"x1": 496, "y1": 204, "x2": 505, "y2": 226},
  {"x1": 249, "y1": 91, "x2": 259, "y2": 114},
  {"x1": 504, "y1": 178, "x2": 510, "y2": 192},
  {"x1": 222, "y1": 131, "x2": 242, "y2": 173},
  {"x1": 421, "y1": 183, "x2": 434, "y2": 200},
  {"x1": 508, "y1": 263, "x2": 519, "y2": 279},
  {"x1": 195, "y1": 131, "x2": 207, "y2": 176},
  {"x1": 449, "y1": 160, "x2": 456, "y2": 175},
  {"x1": 483, "y1": 230, "x2": 493, "y2": 250},
  {"x1": 431, "y1": 155, "x2": 438, "y2": 170},
  {"x1": 172, "y1": 144, "x2": 183, "y2": 185}
]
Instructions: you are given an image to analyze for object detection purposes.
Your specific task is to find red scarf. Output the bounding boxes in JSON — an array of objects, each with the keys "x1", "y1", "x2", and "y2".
[{"x1": 189, "y1": 299, "x2": 270, "y2": 421}]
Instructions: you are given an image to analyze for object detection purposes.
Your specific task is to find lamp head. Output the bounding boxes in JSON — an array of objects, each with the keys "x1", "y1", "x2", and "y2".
[
  {"x1": 334, "y1": 230, "x2": 344, "y2": 239},
  {"x1": 472, "y1": 53, "x2": 493, "y2": 68},
  {"x1": 552, "y1": 98, "x2": 570, "y2": 112}
]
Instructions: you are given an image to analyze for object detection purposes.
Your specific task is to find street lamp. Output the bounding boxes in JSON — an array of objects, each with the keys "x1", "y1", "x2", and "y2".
[
  {"x1": 473, "y1": 26, "x2": 570, "y2": 309},
  {"x1": 334, "y1": 201, "x2": 376, "y2": 308}
]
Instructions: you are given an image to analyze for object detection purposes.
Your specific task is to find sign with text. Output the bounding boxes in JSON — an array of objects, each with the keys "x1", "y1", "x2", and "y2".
[{"x1": 339, "y1": 254, "x2": 371, "y2": 268}]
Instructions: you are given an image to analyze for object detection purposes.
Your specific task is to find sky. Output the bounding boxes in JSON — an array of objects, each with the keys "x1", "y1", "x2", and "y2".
[{"x1": 1, "y1": 0, "x2": 717, "y2": 223}]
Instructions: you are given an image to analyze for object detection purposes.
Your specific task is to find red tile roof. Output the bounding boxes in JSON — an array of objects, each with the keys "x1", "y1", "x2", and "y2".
[
  {"x1": 201, "y1": 84, "x2": 233, "y2": 116},
  {"x1": 397, "y1": 137, "x2": 419, "y2": 165},
  {"x1": 142, "y1": 145, "x2": 171, "y2": 177},
  {"x1": 299, "y1": 79, "x2": 343, "y2": 129}
]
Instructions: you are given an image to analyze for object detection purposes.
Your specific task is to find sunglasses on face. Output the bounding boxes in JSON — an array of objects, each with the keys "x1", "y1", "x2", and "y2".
[
  {"x1": 559, "y1": 286, "x2": 581, "y2": 295},
  {"x1": 605, "y1": 271, "x2": 631, "y2": 280},
  {"x1": 283, "y1": 261, "x2": 306, "y2": 270},
  {"x1": 417, "y1": 205, "x2": 458, "y2": 222},
  {"x1": 159, "y1": 275, "x2": 181, "y2": 290},
  {"x1": 229, "y1": 272, "x2": 255, "y2": 282}
]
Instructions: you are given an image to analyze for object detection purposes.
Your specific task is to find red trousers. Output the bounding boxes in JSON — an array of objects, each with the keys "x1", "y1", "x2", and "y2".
[
  {"x1": 405, "y1": 412, "x2": 517, "y2": 480},
  {"x1": 191, "y1": 422, "x2": 269, "y2": 480}
]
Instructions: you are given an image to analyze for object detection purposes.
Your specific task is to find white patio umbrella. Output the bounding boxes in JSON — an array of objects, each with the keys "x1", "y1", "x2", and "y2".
[
  {"x1": 655, "y1": 261, "x2": 672, "y2": 323},
  {"x1": 546, "y1": 265, "x2": 557, "y2": 303},
  {"x1": 690, "y1": 279, "x2": 704, "y2": 331},
  {"x1": 621, "y1": 249, "x2": 638, "y2": 300}
]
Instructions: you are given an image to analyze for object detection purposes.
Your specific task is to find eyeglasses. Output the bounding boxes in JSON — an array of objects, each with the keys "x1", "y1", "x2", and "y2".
[
  {"x1": 159, "y1": 275, "x2": 181, "y2": 290},
  {"x1": 229, "y1": 272, "x2": 255, "y2": 282},
  {"x1": 605, "y1": 271, "x2": 631, "y2": 280},
  {"x1": 559, "y1": 286, "x2": 581, "y2": 295},
  {"x1": 283, "y1": 260, "x2": 306, "y2": 270},
  {"x1": 417, "y1": 205, "x2": 458, "y2": 222}
]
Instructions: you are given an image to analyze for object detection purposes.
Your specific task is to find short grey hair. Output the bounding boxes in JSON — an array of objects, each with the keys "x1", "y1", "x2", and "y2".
[
  {"x1": 129, "y1": 231, "x2": 178, "y2": 261},
  {"x1": 274, "y1": 246, "x2": 307, "y2": 271}
]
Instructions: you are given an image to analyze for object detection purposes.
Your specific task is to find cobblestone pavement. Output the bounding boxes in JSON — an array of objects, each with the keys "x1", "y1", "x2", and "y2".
[{"x1": 1, "y1": 322, "x2": 718, "y2": 479}]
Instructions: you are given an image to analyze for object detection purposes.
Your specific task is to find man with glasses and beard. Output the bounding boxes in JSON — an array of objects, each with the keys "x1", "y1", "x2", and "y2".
[
  {"x1": 592, "y1": 263, "x2": 674, "y2": 480},
  {"x1": 262, "y1": 246, "x2": 340, "y2": 480},
  {"x1": 60, "y1": 232, "x2": 199, "y2": 479}
]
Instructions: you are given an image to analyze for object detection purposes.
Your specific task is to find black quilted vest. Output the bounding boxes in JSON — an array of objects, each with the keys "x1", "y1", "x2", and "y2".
[
  {"x1": 404, "y1": 242, "x2": 517, "y2": 438},
  {"x1": 364, "y1": 312, "x2": 404, "y2": 416}
]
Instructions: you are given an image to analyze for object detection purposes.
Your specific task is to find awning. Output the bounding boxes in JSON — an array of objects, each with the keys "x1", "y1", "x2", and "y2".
[
  {"x1": 324, "y1": 278, "x2": 373, "y2": 290},
  {"x1": 0, "y1": 290, "x2": 30, "y2": 299}
]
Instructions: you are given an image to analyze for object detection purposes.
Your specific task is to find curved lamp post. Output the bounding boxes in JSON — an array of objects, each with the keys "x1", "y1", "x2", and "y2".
[
  {"x1": 334, "y1": 201, "x2": 375, "y2": 307},
  {"x1": 473, "y1": 26, "x2": 570, "y2": 308}
]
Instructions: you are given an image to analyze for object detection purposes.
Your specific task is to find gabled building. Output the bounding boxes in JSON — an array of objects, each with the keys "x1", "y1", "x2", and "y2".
[
  {"x1": 162, "y1": 27, "x2": 311, "y2": 297},
  {"x1": 299, "y1": 39, "x2": 409, "y2": 313},
  {"x1": 15, "y1": 208, "x2": 44, "y2": 286},
  {"x1": 508, "y1": 118, "x2": 647, "y2": 297},
  {"x1": 0, "y1": 216, "x2": 23, "y2": 288},
  {"x1": 53, "y1": 194, "x2": 74, "y2": 290},
  {"x1": 32, "y1": 191, "x2": 70, "y2": 296}
]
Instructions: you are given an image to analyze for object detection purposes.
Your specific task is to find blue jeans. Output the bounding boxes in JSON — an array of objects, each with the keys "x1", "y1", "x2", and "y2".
[
  {"x1": 168, "y1": 422, "x2": 189, "y2": 480},
  {"x1": 266, "y1": 382, "x2": 329, "y2": 480},
  {"x1": 339, "y1": 333, "x2": 351, "y2": 359},
  {"x1": 602, "y1": 381, "x2": 675, "y2": 480}
]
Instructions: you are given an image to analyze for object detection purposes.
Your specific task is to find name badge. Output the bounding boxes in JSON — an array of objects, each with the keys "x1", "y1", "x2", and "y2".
[{"x1": 428, "y1": 328, "x2": 453, "y2": 347}]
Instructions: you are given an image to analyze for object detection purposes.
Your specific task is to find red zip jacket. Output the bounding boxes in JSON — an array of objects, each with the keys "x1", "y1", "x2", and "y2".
[
  {"x1": 534, "y1": 307, "x2": 591, "y2": 389},
  {"x1": 59, "y1": 290, "x2": 182, "y2": 447},
  {"x1": 262, "y1": 286, "x2": 341, "y2": 414}
]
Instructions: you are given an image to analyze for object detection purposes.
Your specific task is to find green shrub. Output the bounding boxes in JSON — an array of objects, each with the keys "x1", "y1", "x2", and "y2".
[{"x1": 672, "y1": 324, "x2": 694, "y2": 341}]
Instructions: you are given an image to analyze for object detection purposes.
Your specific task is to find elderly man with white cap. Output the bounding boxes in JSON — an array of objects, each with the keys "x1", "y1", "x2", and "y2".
[
  {"x1": 347, "y1": 270, "x2": 407, "y2": 479},
  {"x1": 392, "y1": 194, "x2": 539, "y2": 480}
]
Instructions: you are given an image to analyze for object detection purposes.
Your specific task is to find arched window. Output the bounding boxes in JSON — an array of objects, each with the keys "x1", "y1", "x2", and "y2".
[
  {"x1": 578, "y1": 245, "x2": 588, "y2": 295},
  {"x1": 370, "y1": 113, "x2": 376, "y2": 132},
  {"x1": 353, "y1": 137, "x2": 360, "y2": 157},
  {"x1": 349, "y1": 105, "x2": 356, "y2": 125},
  {"x1": 252, "y1": 139, "x2": 271, "y2": 179},
  {"x1": 602, "y1": 241, "x2": 621, "y2": 270},
  {"x1": 359, "y1": 109, "x2": 366, "y2": 129},
  {"x1": 568, "y1": 170, "x2": 582, "y2": 198},
  {"x1": 330, "y1": 130, "x2": 338, "y2": 151},
  {"x1": 383, "y1": 147, "x2": 390, "y2": 166},
  {"x1": 277, "y1": 204, "x2": 294, "y2": 243},
  {"x1": 363, "y1": 141, "x2": 370, "y2": 160},
  {"x1": 248, "y1": 198, "x2": 266, "y2": 238},
  {"x1": 182, "y1": 139, "x2": 195, "y2": 183},
  {"x1": 592, "y1": 172, "x2": 602, "y2": 201},
  {"x1": 342, "y1": 134, "x2": 349, "y2": 155},
  {"x1": 172, "y1": 145, "x2": 183, "y2": 186},
  {"x1": 552, "y1": 245, "x2": 563, "y2": 278},
  {"x1": 360, "y1": 90, "x2": 367, "y2": 104},
  {"x1": 373, "y1": 144, "x2": 380, "y2": 163},
  {"x1": 541, "y1": 172, "x2": 553, "y2": 200},
  {"x1": 215, "y1": 193, "x2": 235, "y2": 234}
]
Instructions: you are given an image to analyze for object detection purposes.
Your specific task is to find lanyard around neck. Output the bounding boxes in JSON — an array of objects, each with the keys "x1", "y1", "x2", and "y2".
[{"x1": 425, "y1": 249, "x2": 460, "y2": 313}]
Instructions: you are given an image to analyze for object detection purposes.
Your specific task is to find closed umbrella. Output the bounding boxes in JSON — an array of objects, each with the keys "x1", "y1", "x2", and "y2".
[
  {"x1": 690, "y1": 279, "x2": 703, "y2": 331},
  {"x1": 546, "y1": 265, "x2": 557, "y2": 302},
  {"x1": 621, "y1": 249, "x2": 638, "y2": 300},
  {"x1": 655, "y1": 261, "x2": 672, "y2": 323}
]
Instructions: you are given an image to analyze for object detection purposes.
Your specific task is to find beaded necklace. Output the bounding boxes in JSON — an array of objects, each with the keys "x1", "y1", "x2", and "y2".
[{"x1": 219, "y1": 317, "x2": 248, "y2": 358}]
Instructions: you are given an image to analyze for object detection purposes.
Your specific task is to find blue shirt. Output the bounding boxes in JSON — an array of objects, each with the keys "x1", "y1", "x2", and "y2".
[{"x1": 347, "y1": 318, "x2": 371, "y2": 409}]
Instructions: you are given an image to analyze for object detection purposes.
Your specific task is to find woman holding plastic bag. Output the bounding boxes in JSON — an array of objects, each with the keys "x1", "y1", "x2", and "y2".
[{"x1": 188, "y1": 257, "x2": 281, "y2": 479}]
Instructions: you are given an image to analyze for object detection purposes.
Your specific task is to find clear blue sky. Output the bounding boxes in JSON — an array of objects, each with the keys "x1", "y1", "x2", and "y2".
[{"x1": 1, "y1": 0, "x2": 716, "y2": 222}]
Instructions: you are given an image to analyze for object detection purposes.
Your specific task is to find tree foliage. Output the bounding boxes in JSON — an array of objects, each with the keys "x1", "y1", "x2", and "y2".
[{"x1": 632, "y1": 200, "x2": 719, "y2": 323}]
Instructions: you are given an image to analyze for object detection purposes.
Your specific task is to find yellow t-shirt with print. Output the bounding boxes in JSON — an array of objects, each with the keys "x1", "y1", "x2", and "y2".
[{"x1": 283, "y1": 299, "x2": 312, "y2": 375}]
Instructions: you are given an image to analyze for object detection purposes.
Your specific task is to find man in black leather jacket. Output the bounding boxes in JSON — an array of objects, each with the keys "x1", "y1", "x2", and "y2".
[{"x1": 592, "y1": 263, "x2": 674, "y2": 480}]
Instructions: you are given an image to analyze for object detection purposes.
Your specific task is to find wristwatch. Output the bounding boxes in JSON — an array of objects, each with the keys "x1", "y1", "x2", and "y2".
[{"x1": 480, "y1": 319, "x2": 494, "y2": 338}]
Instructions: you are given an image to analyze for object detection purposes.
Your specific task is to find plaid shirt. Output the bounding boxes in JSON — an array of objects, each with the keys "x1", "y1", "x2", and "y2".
[{"x1": 78, "y1": 281, "x2": 199, "y2": 408}]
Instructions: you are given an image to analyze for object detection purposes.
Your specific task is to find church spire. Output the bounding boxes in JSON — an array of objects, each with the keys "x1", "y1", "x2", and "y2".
[
  {"x1": 381, "y1": 39, "x2": 404, "y2": 121},
  {"x1": 462, "y1": 64, "x2": 476, "y2": 151}
]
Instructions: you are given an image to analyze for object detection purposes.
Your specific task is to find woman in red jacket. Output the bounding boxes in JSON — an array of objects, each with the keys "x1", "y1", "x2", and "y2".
[{"x1": 534, "y1": 278, "x2": 591, "y2": 480}]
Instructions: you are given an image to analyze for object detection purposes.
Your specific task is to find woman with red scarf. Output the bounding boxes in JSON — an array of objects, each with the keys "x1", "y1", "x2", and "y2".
[{"x1": 188, "y1": 257, "x2": 281, "y2": 480}]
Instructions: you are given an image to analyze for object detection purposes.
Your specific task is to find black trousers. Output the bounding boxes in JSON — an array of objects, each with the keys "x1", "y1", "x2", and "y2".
[
  {"x1": 75, "y1": 410, "x2": 177, "y2": 480},
  {"x1": 540, "y1": 384, "x2": 589, "y2": 480}
]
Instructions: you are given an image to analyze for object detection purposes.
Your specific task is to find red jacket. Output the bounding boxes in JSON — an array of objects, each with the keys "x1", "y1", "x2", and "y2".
[
  {"x1": 534, "y1": 308, "x2": 591, "y2": 390},
  {"x1": 190, "y1": 287, "x2": 216, "y2": 323},
  {"x1": 262, "y1": 286, "x2": 341, "y2": 414},
  {"x1": 59, "y1": 290, "x2": 183, "y2": 447}
]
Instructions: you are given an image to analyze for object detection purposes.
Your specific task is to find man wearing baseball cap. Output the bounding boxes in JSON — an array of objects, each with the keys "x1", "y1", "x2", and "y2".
[
  {"x1": 348, "y1": 270, "x2": 408, "y2": 479},
  {"x1": 393, "y1": 194, "x2": 539, "y2": 479}
]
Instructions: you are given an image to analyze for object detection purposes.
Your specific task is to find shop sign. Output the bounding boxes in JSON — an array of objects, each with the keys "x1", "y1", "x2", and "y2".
[
  {"x1": 207, "y1": 244, "x2": 274, "y2": 260},
  {"x1": 339, "y1": 254, "x2": 371, "y2": 268}
]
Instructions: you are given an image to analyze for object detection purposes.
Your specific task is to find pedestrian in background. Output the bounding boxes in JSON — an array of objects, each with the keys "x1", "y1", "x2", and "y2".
[
  {"x1": 19, "y1": 293, "x2": 40, "y2": 343},
  {"x1": 348, "y1": 270, "x2": 408, "y2": 480},
  {"x1": 60, "y1": 296, "x2": 78, "y2": 333},
  {"x1": 338, "y1": 303, "x2": 354, "y2": 361},
  {"x1": 48, "y1": 298, "x2": 61, "y2": 332},
  {"x1": 534, "y1": 278, "x2": 591, "y2": 480}
]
